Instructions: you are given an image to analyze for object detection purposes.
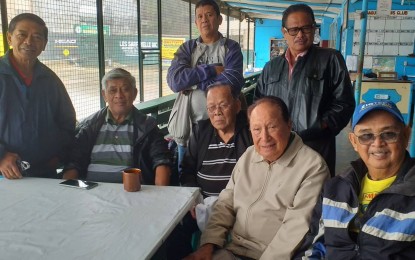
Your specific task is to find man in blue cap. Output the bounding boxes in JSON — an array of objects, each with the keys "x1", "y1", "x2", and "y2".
[{"x1": 294, "y1": 101, "x2": 415, "y2": 259}]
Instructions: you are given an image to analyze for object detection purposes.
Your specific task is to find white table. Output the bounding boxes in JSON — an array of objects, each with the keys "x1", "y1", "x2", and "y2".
[{"x1": 0, "y1": 177, "x2": 200, "y2": 260}]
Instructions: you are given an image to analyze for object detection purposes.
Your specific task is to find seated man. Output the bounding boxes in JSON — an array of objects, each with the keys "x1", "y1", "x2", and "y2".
[
  {"x1": 63, "y1": 68, "x2": 171, "y2": 185},
  {"x1": 294, "y1": 101, "x2": 415, "y2": 259},
  {"x1": 180, "y1": 83, "x2": 252, "y2": 196},
  {"x1": 168, "y1": 83, "x2": 252, "y2": 259},
  {"x1": 185, "y1": 96, "x2": 330, "y2": 260}
]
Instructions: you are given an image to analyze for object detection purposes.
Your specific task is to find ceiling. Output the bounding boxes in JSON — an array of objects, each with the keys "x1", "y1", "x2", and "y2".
[{"x1": 187, "y1": 0, "x2": 415, "y2": 23}]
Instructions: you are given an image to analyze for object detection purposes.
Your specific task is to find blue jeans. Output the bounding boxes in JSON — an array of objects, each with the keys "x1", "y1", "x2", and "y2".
[{"x1": 177, "y1": 144, "x2": 187, "y2": 175}]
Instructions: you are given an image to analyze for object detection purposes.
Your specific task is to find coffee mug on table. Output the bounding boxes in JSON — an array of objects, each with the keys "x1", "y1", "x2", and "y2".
[{"x1": 122, "y1": 168, "x2": 141, "y2": 192}]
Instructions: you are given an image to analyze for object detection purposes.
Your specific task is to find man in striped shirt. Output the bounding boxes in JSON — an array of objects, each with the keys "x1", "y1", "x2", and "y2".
[
  {"x1": 62, "y1": 68, "x2": 171, "y2": 185},
  {"x1": 180, "y1": 83, "x2": 252, "y2": 197},
  {"x1": 167, "y1": 83, "x2": 251, "y2": 258}
]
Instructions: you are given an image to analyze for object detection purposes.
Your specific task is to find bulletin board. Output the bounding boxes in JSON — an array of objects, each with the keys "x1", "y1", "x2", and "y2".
[
  {"x1": 352, "y1": 10, "x2": 415, "y2": 56},
  {"x1": 270, "y1": 38, "x2": 287, "y2": 59}
]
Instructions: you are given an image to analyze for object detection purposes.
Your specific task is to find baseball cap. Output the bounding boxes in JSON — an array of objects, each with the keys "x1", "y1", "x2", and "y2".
[{"x1": 352, "y1": 101, "x2": 405, "y2": 130}]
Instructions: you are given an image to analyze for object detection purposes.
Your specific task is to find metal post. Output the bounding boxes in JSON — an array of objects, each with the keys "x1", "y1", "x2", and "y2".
[
  {"x1": 189, "y1": 1, "x2": 192, "y2": 39},
  {"x1": 96, "y1": 0, "x2": 106, "y2": 108},
  {"x1": 238, "y1": 14, "x2": 241, "y2": 44},
  {"x1": 158, "y1": 0, "x2": 162, "y2": 97},
  {"x1": 226, "y1": 7, "x2": 230, "y2": 38},
  {"x1": 137, "y1": 0, "x2": 144, "y2": 102},
  {"x1": 1, "y1": 0, "x2": 9, "y2": 53},
  {"x1": 354, "y1": 0, "x2": 369, "y2": 105},
  {"x1": 410, "y1": 84, "x2": 415, "y2": 156},
  {"x1": 247, "y1": 18, "x2": 250, "y2": 68}
]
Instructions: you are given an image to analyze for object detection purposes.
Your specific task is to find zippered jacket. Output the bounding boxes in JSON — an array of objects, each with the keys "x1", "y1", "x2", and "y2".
[
  {"x1": 64, "y1": 107, "x2": 171, "y2": 184},
  {"x1": 0, "y1": 51, "x2": 76, "y2": 177},
  {"x1": 167, "y1": 34, "x2": 244, "y2": 93},
  {"x1": 180, "y1": 111, "x2": 252, "y2": 188},
  {"x1": 294, "y1": 153, "x2": 415, "y2": 260},
  {"x1": 200, "y1": 133, "x2": 330, "y2": 259},
  {"x1": 254, "y1": 46, "x2": 355, "y2": 175}
]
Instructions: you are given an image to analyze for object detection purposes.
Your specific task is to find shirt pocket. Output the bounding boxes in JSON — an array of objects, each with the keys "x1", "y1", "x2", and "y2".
[{"x1": 305, "y1": 66, "x2": 325, "y2": 97}]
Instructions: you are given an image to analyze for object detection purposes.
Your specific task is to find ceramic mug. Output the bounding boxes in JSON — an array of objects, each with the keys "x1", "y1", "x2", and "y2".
[{"x1": 122, "y1": 168, "x2": 141, "y2": 192}]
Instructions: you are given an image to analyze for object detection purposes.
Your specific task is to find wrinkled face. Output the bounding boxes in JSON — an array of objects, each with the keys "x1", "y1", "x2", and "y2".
[
  {"x1": 7, "y1": 20, "x2": 47, "y2": 62},
  {"x1": 195, "y1": 4, "x2": 222, "y2": 39},
  {"x1": 102, "y1": 78, "x2": 137, "y2": 118},
  {"x1": 250, "y1": 102, "x2": 292, "y2": 162},
  {"x1": 282, "y1": 11, "x2": 315, "y2": 56},
  {"x1": 349, "y1": 110, "x2": 410, "y2": 177},
  {"x1": 206, "y1": 86, "x2": 241, "y2": 133}
]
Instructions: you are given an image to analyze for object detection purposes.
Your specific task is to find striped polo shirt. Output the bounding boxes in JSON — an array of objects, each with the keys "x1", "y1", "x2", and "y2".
[
  {"x1": 197, "y1": 133, "x2": 236, "y2": 197},
  {"x1": 86, "y1": 111, "x2": 134, "y2": 183}
]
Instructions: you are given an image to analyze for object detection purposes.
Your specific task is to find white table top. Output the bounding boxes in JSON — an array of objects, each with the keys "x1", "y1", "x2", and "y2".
[{"x1": 0, "y1": 177, "x2": 200, "y2": 260}]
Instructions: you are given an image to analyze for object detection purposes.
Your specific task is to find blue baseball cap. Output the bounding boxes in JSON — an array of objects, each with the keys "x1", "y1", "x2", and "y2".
[{"x1": 352, "y1": 101, "x2": 405, "y2": 130}]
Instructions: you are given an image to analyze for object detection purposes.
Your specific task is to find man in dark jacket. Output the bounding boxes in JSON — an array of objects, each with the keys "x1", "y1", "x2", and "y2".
[
  {"x1": 294, "y1": 101, "x2": 415, "y2": 259},
  {"x1": 255, "y1": 4, "x2": 355, "y2": 176},
  {"x1": 0, "y1": 13, "x2": 75, "y2": 179},
  {"x1": 167, "y1": 83, "x2": 252, "y2": 259},
  {"x1": 180, "y1": 83, "x2": 252, "y2": 196},
  {"x1": 63, "y1": 68, "x2": 171, "y2": 185}
]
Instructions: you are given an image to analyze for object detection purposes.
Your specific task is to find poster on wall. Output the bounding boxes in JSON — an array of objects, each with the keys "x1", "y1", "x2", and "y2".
[{"x1": 270, "y1": 39, "x2": 287, "y2": 59}]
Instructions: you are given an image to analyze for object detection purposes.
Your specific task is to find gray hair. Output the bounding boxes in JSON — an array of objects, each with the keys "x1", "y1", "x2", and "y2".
[{"x1": 101, "y1": 68, "x2": 136, "y2": 90}]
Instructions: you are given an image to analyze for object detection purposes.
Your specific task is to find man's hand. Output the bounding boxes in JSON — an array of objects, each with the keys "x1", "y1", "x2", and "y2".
[
  {"x1": 62, "y1": 169, "x2": 79, "y2": 180},
  {"x1": 183, "y1": 243, "x2": 215, "y2": 260},
  {"x1": 0, "y1": 152, "x2": 22, "y2": 179},
  {"x1": 214, "y1": 65, "x2": 224, "y2": 75}
]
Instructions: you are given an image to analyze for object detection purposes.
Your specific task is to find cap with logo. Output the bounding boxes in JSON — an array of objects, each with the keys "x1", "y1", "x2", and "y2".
[{"x1": 352, "y1": 101, "x2": 405, "y2": 130}]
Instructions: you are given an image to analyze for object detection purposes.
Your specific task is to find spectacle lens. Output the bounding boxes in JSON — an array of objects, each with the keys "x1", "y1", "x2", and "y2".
[
  {"x1": 207, "y1": 104, "x2": 231, "y2": 114},
  {"x1": 284, "y1": 26, "x2": 314, "y2": 36},
  {"x1": 356, "y1": 131, "x2": 399, "y2": 145}
]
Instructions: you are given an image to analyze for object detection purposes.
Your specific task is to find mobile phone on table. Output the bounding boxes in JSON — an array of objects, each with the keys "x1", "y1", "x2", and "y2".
[{"x1": 59, "y1": 179, "x2": 98, "y2": 190}]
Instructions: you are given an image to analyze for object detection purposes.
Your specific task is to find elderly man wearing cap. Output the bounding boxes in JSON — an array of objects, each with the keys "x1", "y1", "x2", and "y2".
[{"x1": 294, "y1": 101, "x2": 415, "y2": 260}]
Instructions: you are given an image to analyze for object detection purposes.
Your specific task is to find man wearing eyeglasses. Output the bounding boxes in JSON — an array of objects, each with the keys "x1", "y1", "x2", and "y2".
[
  {"x1": 167, "y1": 83, "x2": 252, "y2": 258},
  {"x1": 254, "y1": 4, "x2": 355, "y2": 177},
  {"x1": 294, "y1": 101, "x2": 415, "y2": 259}
]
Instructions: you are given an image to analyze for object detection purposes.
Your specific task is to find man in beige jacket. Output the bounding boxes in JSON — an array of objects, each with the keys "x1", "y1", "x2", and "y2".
[{"x1": 185, "y1": 96, "x2": 330, "y2": 260}]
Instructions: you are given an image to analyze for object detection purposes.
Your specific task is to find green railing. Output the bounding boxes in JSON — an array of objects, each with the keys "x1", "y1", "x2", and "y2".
[{"x1": 135, "y1": 72, "x2": 261, "y2": 136}]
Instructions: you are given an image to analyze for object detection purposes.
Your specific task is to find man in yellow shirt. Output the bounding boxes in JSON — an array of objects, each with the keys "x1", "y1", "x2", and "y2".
[{"x1": 295, "y1": 101, "x2": 415, "y2": 260}]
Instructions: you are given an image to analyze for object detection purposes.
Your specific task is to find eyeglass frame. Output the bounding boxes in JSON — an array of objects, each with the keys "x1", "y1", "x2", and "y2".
[
  {"x1": 353, "y1": 131, "x2": 401, "y2": 145},
  {"x1": 283, "y1": 25, "x2": 315, "y2": 36},
  {"x1": 206, "y1": 103, "x2": 232, "y2": 114}
]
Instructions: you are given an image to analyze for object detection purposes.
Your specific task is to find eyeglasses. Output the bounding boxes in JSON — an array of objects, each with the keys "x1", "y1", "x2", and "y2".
[
  {"x1": 207, "y1": 103, "x2": 231, "y2": 114},
  {"x1": 354, "y1": 131, "x2": 400, "y2": 145},
  {"x1": 283, "y1": 25, "x2": 314, "y2": 36}
]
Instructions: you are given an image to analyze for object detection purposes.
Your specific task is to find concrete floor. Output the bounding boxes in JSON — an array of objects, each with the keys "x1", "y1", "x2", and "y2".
[{"x1": 335, "y1": 124, "x2": 359, "y2": 175}]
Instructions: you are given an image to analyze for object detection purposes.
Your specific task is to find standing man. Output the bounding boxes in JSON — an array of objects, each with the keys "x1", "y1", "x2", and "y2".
[
  {"x1": 0, "y1": 13, "x2": 76, "y2": 179},
  {"x1": 255, "y1": 4, "x2": 355, "y2": 176},
  {"x1": 167, "y1": 0, "x2": 244, "y2": 171},
  {"x1": 294, "y1": 101, "x2": 415, "y2": 259}
]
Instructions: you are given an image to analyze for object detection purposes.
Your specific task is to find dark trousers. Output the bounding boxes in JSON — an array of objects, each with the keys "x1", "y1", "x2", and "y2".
[{"x1": 165, "y1": 212, "x2": 199, "y2": 260}]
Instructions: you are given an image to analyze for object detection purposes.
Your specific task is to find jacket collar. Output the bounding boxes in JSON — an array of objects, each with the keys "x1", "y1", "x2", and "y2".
[
  {"x1": 347, "y1": 152, "x2": 415, "y2": 196},
  {"x1": 196, "y1": 32, "x2": 226, "y2": 46}
]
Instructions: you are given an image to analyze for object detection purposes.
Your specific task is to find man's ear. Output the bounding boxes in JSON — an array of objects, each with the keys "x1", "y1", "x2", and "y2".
[
  {"x1": 219, "y1": 14, "x2": 223, "y2": 25},
  {"x1": 101, "y1": 90, "x2": 107, "y2": 103},
  {"x1": 402, "y1": 125, "x2": 411, "y2": 147},
  {"x1": 349, "y1": 132, "x2": 359, "y2": 152}
]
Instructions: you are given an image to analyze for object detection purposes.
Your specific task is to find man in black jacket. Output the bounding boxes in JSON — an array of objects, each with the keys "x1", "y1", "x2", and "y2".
[
  {"x1": 255, "y1": 4, "x2": 355, "y2": 176},
  {"x1": 62, "y1": 68, "x2": 171, "y2": 185},
  {"x1": 167, "y1": 83, "x2": 252, "y2": 259}
]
